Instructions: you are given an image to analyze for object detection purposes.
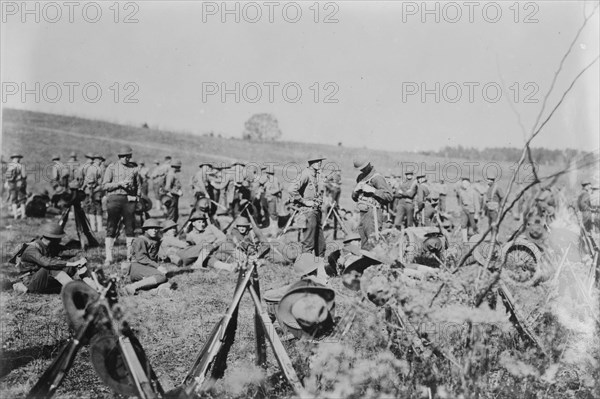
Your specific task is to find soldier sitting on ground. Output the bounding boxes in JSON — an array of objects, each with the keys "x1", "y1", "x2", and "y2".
[
  {"x1": 123, "y1": 219, "x2": 170, "y2": 295},
  {"x1": 12, "y1": 222, "x2": 88, "y2": 294},
  {"x1": 158, "y1": 220, "x2": 189, "y2": 266}
]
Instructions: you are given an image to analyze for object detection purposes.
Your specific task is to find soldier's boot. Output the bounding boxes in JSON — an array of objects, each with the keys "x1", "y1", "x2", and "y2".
[
  {"x1": 213, "y1": 261, "x2": 237, "y2": 272},
  {"x1": 104, "y1": 237, "x2": 115, "y2": 266},
  {"x1": 18, "y1": 204, "x2": 26, "y2": 219},
  {"x1": 126, "y1": 237, "x2": 134, "y2": 261},
  {"x1": 124, "y1": 275, "x2": 161, "y2": 295},
  {"x1": 191, "y1": 248, "x2": 211, "y2": 270},
  {"x1": 88, "y1": 214, "x2": 97, "y2": 232},
  {"x1": 11, "y1": 204, "x2": 18, "y2": 219},
  {"x1": 96, "y1": 215, "x2": 105, "y2": 232}
]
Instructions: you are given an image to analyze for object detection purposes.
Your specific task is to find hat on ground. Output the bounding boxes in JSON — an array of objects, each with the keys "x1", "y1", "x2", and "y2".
[
  {"x1": 293, "y1": 253, "x2": 324, "y2": 276},
  {"x1": 142, "y1": 219, "x2": 161, "y2": 230},
  {"x1": 307, "y1": 155, "x2": 326, "y2": 165},
  {"x1": 277, "y1": 279, "x2": 335, "y2": 339},
  {"x1": 162, "y1": 220, "x2": 179, "y2": 232},
  {"x1": 117, "y1": 146, "x2": 133, "y2": 156},
  {"x1": 353, "y1": 158, "x2": 370, "y2": 170},
  {"x1": 41, "y1": 222, "x2": 66, "y2": 239}
]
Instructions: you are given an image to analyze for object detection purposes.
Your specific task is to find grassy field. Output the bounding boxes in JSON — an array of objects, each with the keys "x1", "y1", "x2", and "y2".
[{"x1": 1, "y1": 109, "x2": 599, "y2": 398}]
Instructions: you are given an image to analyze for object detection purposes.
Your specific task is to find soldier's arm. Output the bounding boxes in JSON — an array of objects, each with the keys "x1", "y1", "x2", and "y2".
[
  {"x1": 207, "y1": 224, "x2": 227, "y2": 245},
  {"x1": 371, "y1": 175, "x2": 393, "y2": 204},
  {"x1": 21, "y1": 245, "x2": 69, "y2": 270},
  {"x1": 407, "y1": 181, "x2": 418, "y2": 198},
  {"x1": 288, "y1": 170, "x2": 308, "y2": 204}
]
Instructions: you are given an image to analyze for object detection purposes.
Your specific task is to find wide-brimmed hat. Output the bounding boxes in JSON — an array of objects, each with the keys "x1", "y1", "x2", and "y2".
[
  {"x1": 171, "y1": 160, "x2": 182, "y2": 168},
  {"x1": 190, "y1": 212, "x2": 208, "y2": 221},
  {"x1": 353, "y1": 158, "x2": 370, "y2": 170},
  {"x1": 277, "y1": 279, "x2": 335, "y2": 339},
  {"x1": 117, "y1": 146, "x2": 133, "y2": 156},
  {"x1": 141, "y1": 219, "x2": 161, "y2": 230},
  {"x1": 62, "y1": 281, "x2": 99, "y2": 344},
  {"x1": 307, "y1": 155, "x2": 326, "y2": 165},
  {"x1": 293, "y1": 253, "x2": 325, "y2": 276},
  {"x1": 41, "y1": 223, "x2": 66, "y2": 239},
  {"x1": 162, "y1": 220, "x2": 179, "y2": 232},
  {"x1": 51, "y1": 154, "x2": 61, "y2": 161}
]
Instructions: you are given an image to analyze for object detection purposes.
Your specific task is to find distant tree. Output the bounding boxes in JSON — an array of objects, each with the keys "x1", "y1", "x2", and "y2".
[
  {"x1": 142, "y1": 122, "x2": 149, "y2": 129},
  {"x1": 242, "y1": 113, "x2": 282, "y2": 141},
  {"x1": 338, "y1": 142, "x2": 343, "y2": 147}
]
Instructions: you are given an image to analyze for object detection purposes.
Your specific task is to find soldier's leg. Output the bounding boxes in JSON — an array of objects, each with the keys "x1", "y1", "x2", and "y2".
[
  {"x1": 123, "y1": 200, "x2": 137, "y2": 260},
  {"x1": 406, "y1": 203, "x2": 415, "y2": 227},
  {"x1": 394, "y1": 203, "x2": 406, "y2": 229},
  {"x1": 359, "y1": 210, "x2": 376, "y2": 250},
  {"x1": 125, "y1": 263, "x2": 167, "y2": 294},
  {"x1": 105, "y1": 195, "x2": 124, "y2": 264},
  {"x1": 301, "y1": 210, "x2": 319, "y2": 255},
  {"x1": 26, "y1": 268, "x2": 63, "y2": 294},
  {"x1": 460, "y1": 209, "x2": 469, "y2": 242}
]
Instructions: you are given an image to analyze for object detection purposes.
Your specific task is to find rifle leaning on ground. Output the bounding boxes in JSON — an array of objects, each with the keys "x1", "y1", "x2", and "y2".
[{"x1": 27, "y1": 270, "x2": 163, "y2": 399}]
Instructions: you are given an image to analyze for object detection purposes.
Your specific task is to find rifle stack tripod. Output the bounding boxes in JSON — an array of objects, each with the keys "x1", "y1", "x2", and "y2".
[{"x1": 28, "y1": 247, "x2": 308, "y2": 399}]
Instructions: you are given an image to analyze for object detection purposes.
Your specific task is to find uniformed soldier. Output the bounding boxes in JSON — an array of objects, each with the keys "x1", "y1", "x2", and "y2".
[
  {"x1": 138, "y1": 160, "x2": 150, "y2": 198},
  {"x1": 414, "y1": 174, "x2": 431, "y2": 225},
  {"x1": 82, "y1": 154, "x2": 105, "y2": 232},
  {"x1": 483, "y1": 175, "x2": 504, "y2": 227},
  {"x1": 48, "y1": 154, "x2": 67, "y2": 191},
  {"x1": 351, "y1": 158, "x2": 393, "y2": 249},
  {"x1": 578, "y1": 181, "x2": 598, "y2": 232},
  {"x1": 190, "y1": 162, "x2": 213, "y2": 202},
  {"x1": 288, "y1": 155, "x2": 327, "y2": 257},
  {"x1": 422, "y1": 193, "x2": 441, "y2": 227},
  {"x1": 438, "y1": 179, "x2": 448, "y2": 213},
  {"x1": 5, "y1": 153, "x2": 27, "y2": 219},
  {"x1": 73, "y1": 153, "x2": 95, "y2": 188},
  {"x1": 324, "y1": 168, "x2": 342, "y2": 206},
  {"x1": 162, "y1": 160, "x2": 183, "y2": 222},
  {"x1": 150, "y1": 155, "x2": 172, "y2": 211},
  {"x1": 457, "y1": 178, "x2": 480, "y2": 242},
  {"x1": 64, "y1": 151, "x2": 80, "y2": 186},
  {"x1": 265, "y1": 169, "x2": 283, "y2": 237},
  {"x1": 102, "y1": 145, "x2": 141, "y2": 265},
  {"x1": 394, "y1": 171, "x2": 418, "y2": 229},
  {"x1": 124, "y1": 219, "x2": 168, "y2": 295},
  {"x1": 14, "y1": 222, "x2": 87, "y2": 294}
]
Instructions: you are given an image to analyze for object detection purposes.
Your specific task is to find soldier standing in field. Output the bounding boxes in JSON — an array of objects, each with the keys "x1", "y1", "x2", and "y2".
[
  {"x1": 351, "y1": 158, "x2": 393, "y2": 249},
  {"x1": 483, "y1": 175, "x2": 504, "y2": 228},
  {"x1": 150, "y1": 155, "x2": 171, "y2": 212},
  {"x1": 394, "y1": 171, "x2": 418, "y2": 229},
  {"x1": 102, "y1": 146, "x2": 141, "y2": 265},
  {"x1": 83, "y1": 154, "x2": 105, "y2": 232},
  {"x1": 190, "y1": 162, "x2": 213, "y2": 202},
  {"x1": 49, "y1": 154, "x2": 67, "y2": 192},
  {"x1": 5, "y1": 153, "x2": 27, "y2": 219},
  {"x1": 438, "y1": 179, "x2": 448, "y2": 213},
  {"x1": 265, "y1": 169, "x2": 283, "y2": 237},
  {"x1": 414, "y1": 174, "x2": 431, "y2": 226},
  {"x1": 288, "y1": 155, "x2": 327, "y2": 257},
  {"x1": 162, "y1": 160, "x2": 183, "y2": 222},
  {"x1": 138, "y1": 160, "x2": 150, "y2": 198},
  {"x1": 64, "y1": 152, "x2": 79, "y2": 186},
  {"x1": 457, "y1": 177, "x2": 480, "y2": 242}
]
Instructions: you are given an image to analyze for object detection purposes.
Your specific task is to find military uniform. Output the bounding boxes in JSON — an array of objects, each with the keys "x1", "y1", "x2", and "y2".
[
  {"x1": 265, "y1": 171, "x2": 283, "y2": 235},
  {"x1": 578, "y1": 183, "x2": 598, "y2": 232},
  {"x1": 102, "y1": 146, "x2": 140, "y2": 264},
  {"x1": 438, "y1": 181, "x2": 448, "y2": 212},
  {"x1": 162, "y1": 161, "x2": 183, "y2": 222},
  {"x1": 483, "y1": 179, "x2": 504, "y2": 226},
  {"x1": 457, "y1": 180, "x2": 480, "y2": 240},
  {"x1": 414, "y1": 176, "x2": 430, "y2": 225},
  {"x1": 150, "y1": 157, "x2": 171, "y2": 209},
  {"x1": 5, "y1": 154, "x2": 27, "y2": 218},
  {"x1": 288, "y1": 157, "x2": 326, "y2": 256},
  {"x1": 351, "y1": 160, "x2": 393, "y2": 249},
  {"x1": 394, "y1": 172, "x2": 418, "y2": 228},
  {"x1": 83, "y1": 156, "x2": 105, "y2": 232},
  {"x1": 124, "y1": 219, "x2": 168, "y2": 294},
  {"x1": 64, "y1": 153, "x2": 80, "y2": 186}
]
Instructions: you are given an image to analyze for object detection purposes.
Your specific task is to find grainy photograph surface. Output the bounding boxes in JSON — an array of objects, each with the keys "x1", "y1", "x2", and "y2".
[{"x1": 1, "y1": 1, "x2": 599, "y2": 398}]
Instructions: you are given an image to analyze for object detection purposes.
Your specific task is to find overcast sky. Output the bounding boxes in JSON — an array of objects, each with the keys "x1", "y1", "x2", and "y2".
[{"x1": 2, "y1": 1, "x2": 599, "y2": 152}]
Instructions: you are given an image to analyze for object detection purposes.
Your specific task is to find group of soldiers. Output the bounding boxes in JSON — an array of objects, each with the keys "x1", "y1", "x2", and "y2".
[{"x1": 6, "y1": 146, "x2": 599, "y2": 294}]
